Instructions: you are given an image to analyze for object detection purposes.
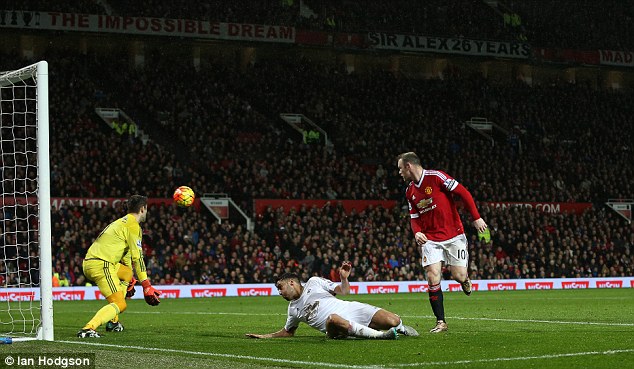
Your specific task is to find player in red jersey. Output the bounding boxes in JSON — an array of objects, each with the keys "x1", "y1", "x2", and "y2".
[{"x1": 397, "y1": 152, "x2": 487, "y2": 333}]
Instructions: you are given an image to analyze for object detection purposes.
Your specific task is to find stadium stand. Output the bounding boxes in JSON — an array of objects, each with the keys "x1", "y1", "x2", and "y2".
[{"x1": 0, "y1": 0, "x2": 632, "y2": 287}]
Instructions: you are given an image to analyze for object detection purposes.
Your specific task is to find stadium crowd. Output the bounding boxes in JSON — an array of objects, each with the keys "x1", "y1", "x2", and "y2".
[
  {"x1": 78, "y1": 53, "x2": 633, "y2": 206},
  {"x1": 1, "y1": 37, "x2": 633, "y2": 288}
]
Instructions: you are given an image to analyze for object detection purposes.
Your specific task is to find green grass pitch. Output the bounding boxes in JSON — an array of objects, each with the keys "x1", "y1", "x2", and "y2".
[{"x1": 2, "y1": 289, "x2": 633, "y2": 368}]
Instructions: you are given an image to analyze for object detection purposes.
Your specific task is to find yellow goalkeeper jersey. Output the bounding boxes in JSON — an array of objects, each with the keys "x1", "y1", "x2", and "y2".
[{"x1": 86, "y1": 214, "x2": 148, "y2": 281}]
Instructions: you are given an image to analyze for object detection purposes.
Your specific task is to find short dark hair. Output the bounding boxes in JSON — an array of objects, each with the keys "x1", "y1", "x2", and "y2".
[
  {"x1": 275, "y1": 273, "x2": 300, "y2": 287},
  {"x1": 123, "y1": 195, "x2": 148, "y2": 213},
  {"x1": 397, "y1": 152, "x2": 421, "y2": 166}
]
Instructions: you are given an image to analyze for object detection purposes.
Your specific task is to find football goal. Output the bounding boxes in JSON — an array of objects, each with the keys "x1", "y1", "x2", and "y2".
[{"x1": 0, "y1": 61, "x2": 53, "y2": 341}]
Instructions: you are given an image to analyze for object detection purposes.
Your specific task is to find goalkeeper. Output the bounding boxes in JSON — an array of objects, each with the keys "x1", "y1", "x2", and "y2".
[{"x1": 77, "y1": 195, "x2": 162, "y2": 338}]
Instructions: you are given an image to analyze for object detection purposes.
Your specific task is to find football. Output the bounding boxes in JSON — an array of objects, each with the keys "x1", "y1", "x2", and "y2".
[{"x1": 173, "y1": 186, "x2": 195, "y2": 207}]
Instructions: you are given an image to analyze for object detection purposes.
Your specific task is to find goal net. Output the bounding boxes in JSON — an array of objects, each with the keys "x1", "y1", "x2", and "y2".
[{"x1": 0, "y1": 61, "x2": 53, "y2": 341}]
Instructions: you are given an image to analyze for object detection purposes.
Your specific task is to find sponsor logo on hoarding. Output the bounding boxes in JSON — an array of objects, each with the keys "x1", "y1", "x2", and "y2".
[
  {"x1": 487, "y1": 282, "x2": 516, "y2": 291},
  {"x1": 159, "y1": 290, "x2": 181, "y2": 298},
  {"x1": 596, "y1": 280, "x2": 622, "y2": 288},
  {"x1": 53, "y1": 291, "x2": 85, "y2": 300},
  {"x1": 237, "y1": 287, "x2": 272, "y2": 296},
  {"x1": 561, "y1": 281, "x2": 589, "y2": 289},
  {"x1": 191, "y1": 288, "x2": 227, "y2": 297},
  {"x1": 448, "y1": 283, "x2": 462, "y2": 292},
  {"x1": 367, "y1": 285, "x2": 399, "y2": 294},
  {"x1": 525, "y1": 282, "x2": 553, "y2": 290},
  {"x1": 0, "y1": 291, "x2": 35, "y2": 301},
  {"x1": 408, "y1": 284, "x2": 429, "y2": 293},
  {"x1": 348, "y1": 285, "x2": 359, "y2": 294},
  {"x1": 448, "y1": 283, "x2": 480, "y2": 292}
]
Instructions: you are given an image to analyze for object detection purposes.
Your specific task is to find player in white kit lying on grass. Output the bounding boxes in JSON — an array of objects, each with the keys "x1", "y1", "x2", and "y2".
[{"x1": 245, "y1": 261, "x2": 419, "y2": 339}]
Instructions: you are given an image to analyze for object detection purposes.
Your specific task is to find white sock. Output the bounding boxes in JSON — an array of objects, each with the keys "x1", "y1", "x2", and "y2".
[{"x1": 347, "y1": 321, "x2": 385, "y2": 338}]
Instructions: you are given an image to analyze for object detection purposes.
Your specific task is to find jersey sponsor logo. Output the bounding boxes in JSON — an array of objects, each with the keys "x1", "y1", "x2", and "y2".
[
  {"x1": 191, "y1": 288, "x2": 227, "y2": 297},
  {"x1": 424, "y1": 186, "x2": 432, "y2": 195},
  {"x1": 367, "y1": 285, "x2": 399, "y2": 294},
  {"x1": 159, "y1": 289, "x2": 181, "y2": 298},
  {"x1": 561, "y1": 281, "x2": 589, "y2": 289},
  {"x1": 237, "y1": 287, "x2": 272, "y2": 296},
  {"x1": 0, "y1": 291, "x2": 35, "y2": 301},
  {"x1": 53, "y1": 291, "x2": 86, "y2": 300},
  {"x1": 415, "y1": 198, "x2": 433, "y2": 210},
  {"x1": 408, "y1": 284, "x2": 429, "y2": 293},
  {"x1": 596, "y1": 280, "x2": 622, "y2": 288},
  {"x1": 525, "y1": 282, "x2": 553, "y2": 290},
  {"x1": 487, "y1": 282, "x2": 516, "y2": 291},
  {"x1": 420, "y1": 204, "x2": 437, "y2": 214}
]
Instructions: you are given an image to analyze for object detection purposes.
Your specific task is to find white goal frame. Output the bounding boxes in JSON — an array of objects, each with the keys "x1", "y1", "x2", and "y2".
[{"x1": 0, "y1": 61, "x2": 53, "y2": 341}]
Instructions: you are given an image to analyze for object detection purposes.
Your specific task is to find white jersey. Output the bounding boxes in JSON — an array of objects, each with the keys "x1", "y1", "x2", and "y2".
[{"x1": 284, "y1": 277, "x2": 380, "y2": 333}]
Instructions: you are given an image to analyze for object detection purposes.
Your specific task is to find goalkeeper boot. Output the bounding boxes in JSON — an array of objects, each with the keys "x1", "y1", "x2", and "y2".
[
  {"x1": 105, "y1": 321, "x2": 125, "y2": 332},
  {"x1": 77, "y1": 328, "x2": 100, "y2": 338},
  {"x1": 429, "y1": 320, "x2": 448, "y2": 333},
  {"x1": 398, "y1": 325, "x2": 420, "y2": 337},
  {"x1": 461, "y1": 278, "x2": 473, "y2": 296}
]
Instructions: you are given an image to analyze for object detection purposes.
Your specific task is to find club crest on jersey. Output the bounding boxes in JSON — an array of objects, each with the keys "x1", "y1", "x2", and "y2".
[{"x1": 425, "y1": 186, "x2": 432, "y2": 195}]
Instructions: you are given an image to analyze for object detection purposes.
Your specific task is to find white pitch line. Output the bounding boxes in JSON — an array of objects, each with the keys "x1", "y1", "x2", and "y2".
[
  {"x1": 56, "y1": 341, "x2": 634, "y2": 368},
  {"x1": 423, "y1": 316, "x2": 634, "y2": 327},
  {"x1": 56, "y1": 340, "x2": 382, "y2": 369},
  {"x1": 389, "y1": 348, "x2": 634, "y2": 367},
  {"x1": 99, "y1": 311, "x2": 634, "y2": 327}
]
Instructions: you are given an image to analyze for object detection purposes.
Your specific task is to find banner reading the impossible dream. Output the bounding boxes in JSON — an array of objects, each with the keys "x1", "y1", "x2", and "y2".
[
  {"x1": 0, "y1": 10, "x2": 295, "y2": 43},
  {"x1": 368, "y1": 32, "x2": 531, "y2": 59}
]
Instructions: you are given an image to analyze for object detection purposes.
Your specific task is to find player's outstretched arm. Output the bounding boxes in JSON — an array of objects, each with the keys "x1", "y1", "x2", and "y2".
[{"x1": 246, "y1": 327, "x2": 295, "y2": 339}]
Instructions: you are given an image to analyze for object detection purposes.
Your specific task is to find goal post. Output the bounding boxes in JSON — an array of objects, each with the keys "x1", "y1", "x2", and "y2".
[{"x1": 0, "y1": 61, "x2": 53, "y2": 341}]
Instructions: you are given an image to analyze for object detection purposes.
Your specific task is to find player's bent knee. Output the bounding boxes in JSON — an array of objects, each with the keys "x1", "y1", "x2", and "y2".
[
  {"x1": 374, "y1": 310, "x2": 400, "y2": 329},
  {"x1": 386, "y1": 314, "x2": 400, "y2": 328},
  {"x1": 107, "y1": 292, "x2": 127, "y2": 313}
]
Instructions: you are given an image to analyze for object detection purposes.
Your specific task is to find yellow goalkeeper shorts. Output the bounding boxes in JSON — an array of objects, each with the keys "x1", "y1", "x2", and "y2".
[{"x1": 82, "y1": 259, "x2": 123, "y2": 298}]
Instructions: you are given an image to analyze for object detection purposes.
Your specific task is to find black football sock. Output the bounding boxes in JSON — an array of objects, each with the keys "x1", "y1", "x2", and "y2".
[{"x1": 428, "y1": 283, "x2": 445, "y2": 322}]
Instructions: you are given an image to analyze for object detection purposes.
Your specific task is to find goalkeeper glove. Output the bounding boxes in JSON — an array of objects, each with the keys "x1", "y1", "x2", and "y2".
[
  {"x1": 126, "y1": 277, "x2": 137, "y2": 299},
  {"x1": 141, "y1": 279, "x2": 162, "y2": 306}
]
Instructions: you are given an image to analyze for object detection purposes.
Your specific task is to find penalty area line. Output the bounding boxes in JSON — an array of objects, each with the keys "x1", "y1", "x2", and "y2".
[
  {"x1": 57, "y1": 340, "x2": 382, "y2": 369},
  {"x1": 390, "y1": 348, "x2": 634, "y2": 367},
  {"x1": 57, "y1": 341, "x2": 634, "y2": 368}
]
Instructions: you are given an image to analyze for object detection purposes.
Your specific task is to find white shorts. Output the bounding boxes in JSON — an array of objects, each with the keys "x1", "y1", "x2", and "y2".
[
  {"x1": 338, "y1": 301, "x2": 381, "y2": 328},
  {"x1": 421, "y1": 233, "x2": 468, "y2": 267}
]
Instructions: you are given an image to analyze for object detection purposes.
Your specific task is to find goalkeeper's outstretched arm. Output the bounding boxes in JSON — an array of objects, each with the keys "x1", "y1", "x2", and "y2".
[{"x1": 246, "y1": 327, "x2": 296, "y2": 339}]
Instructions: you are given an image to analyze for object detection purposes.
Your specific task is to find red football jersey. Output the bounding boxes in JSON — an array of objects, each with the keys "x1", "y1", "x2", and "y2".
[{"x1": 406, "y1": 170, "x2": 480, "y2": 242}]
